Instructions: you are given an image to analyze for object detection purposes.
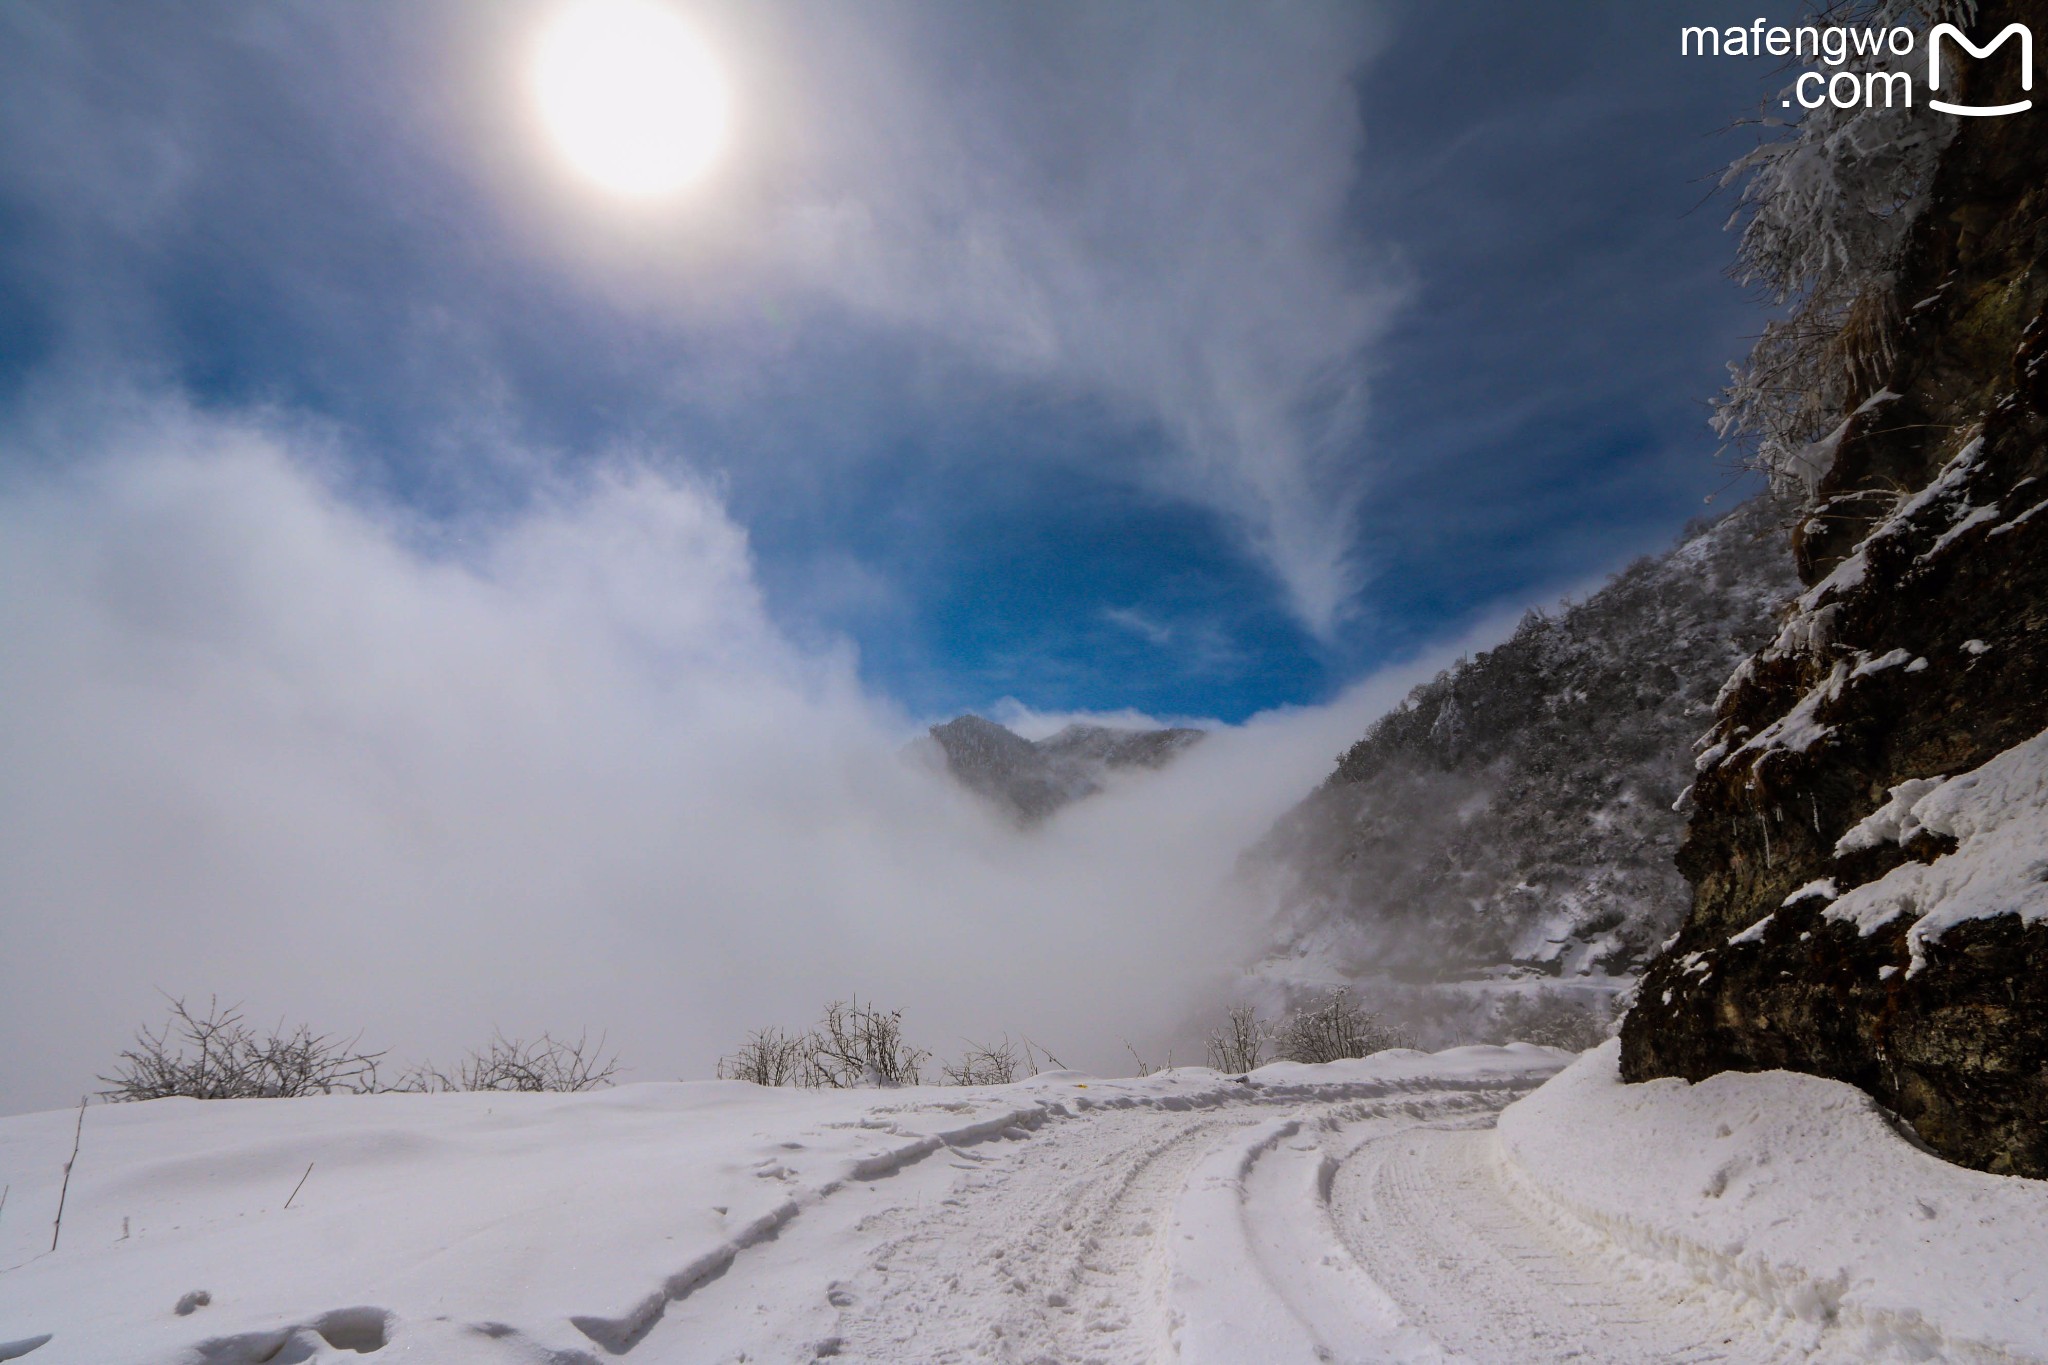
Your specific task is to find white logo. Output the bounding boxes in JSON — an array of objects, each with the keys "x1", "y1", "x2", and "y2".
[{"x1": 1928, "y1": 22, "x2": 2033, "y2": 116}]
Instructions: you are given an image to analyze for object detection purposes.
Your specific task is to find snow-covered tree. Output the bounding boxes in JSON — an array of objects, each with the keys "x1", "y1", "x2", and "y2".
[{"x1": 1713, "y1": 1, "x2": 1975, "y2": 498}]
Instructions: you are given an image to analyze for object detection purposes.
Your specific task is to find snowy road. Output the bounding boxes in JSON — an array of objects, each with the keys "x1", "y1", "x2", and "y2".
[
  {"x1": 653, "y1": 1093, "x2": 1448, "y2": 1362},
  {"x1": 14, "y1": 1044, "x2": 2032, "y2": 1363},
  {"x1": 1331, "y1": 1126, "x2": 1798, "y2": 1364},
  {"x1": 630, "y1": 1079, "x2": 1795, "y2": 1364}
]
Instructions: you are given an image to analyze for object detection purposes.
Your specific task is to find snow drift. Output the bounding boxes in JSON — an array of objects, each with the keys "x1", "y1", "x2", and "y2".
[{"x1": 1499, "y1": 1042, "x2": 2048, "y2": 1362}]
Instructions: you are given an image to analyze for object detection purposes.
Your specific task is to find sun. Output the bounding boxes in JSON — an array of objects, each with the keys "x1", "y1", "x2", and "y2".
[{"x1": 533, "y1": 0, "x2": 729, "y2": 198}]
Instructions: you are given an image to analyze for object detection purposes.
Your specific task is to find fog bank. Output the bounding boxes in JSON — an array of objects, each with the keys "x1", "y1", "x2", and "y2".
[{"x1": 0, "y1": 402, "x2": 1437, "y2": 1114}]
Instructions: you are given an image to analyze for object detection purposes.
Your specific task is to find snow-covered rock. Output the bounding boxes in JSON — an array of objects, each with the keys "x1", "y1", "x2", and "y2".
[
  {"x1": 1623, "y1": 39, "x2": 2048, "y2": 1176},
  {"x1": 925, "y1": 713, "x2": 1202, "y2": 824}
]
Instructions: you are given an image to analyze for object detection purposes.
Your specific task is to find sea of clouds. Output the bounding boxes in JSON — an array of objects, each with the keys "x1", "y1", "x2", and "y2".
[{"x1": 0, "y1": 397, "x2": 1451, "y2": 1113}]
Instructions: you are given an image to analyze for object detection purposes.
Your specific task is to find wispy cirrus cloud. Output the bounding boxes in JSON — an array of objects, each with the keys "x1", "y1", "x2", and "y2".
[
  {"x1": 444, "y1": 0, "x2": 1405, "y2": 635},
  {"x1": 709, "y1": 2, "x2": 1403, "y2": 636},
  {"x1": 1102, "y1": 605, "x2": 1174, "y2": 647}
]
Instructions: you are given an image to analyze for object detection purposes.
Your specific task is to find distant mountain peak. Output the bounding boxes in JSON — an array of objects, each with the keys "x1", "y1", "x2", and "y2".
[{"x1": 928, "y1": 714, "x2": 1203, "y2": 824}]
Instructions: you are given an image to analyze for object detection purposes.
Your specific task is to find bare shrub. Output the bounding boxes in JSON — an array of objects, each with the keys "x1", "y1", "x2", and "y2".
[
  {"x1": 1205, "y1": 1003, "x2": 1265, "y2": 1074},
  {"x1": 1275, "y1": 989, "x2": 1410, "y2": 1065},
  {"x1": 808, "y1": 997, "x2": 929, "y2": 1088},
  {"x1": 1019, "y1": 1037, "x2": 1066, "y2": 1073},
  {"x1": 1492, "y1": 993, "x2": 1613, "y2": 1053},
  {"x1": 719, "y1": 999, "x2": 930, "y2": 1089},
  {"x1": 942, "y1": 1037, "x2": 1020, "y2": 1086},
  {"x1": 1120, "y1": 1040, "x2": 1173, "y2": 1076},
  {"x1": 719, "y1": 1026, "x2": 816, "y2": 1088},
  {"x1": 101, "y1": 995, "x2": 385, "y2": 1101},
  {"x1": 403, "y1": 1030, "x2": 619, "y2": 1093}
]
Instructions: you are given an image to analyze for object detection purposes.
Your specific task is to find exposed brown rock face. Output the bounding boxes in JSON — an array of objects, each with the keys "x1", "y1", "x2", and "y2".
[{"x1": 1621, "y1": 0, "x2": 2048, "y2": 1176}]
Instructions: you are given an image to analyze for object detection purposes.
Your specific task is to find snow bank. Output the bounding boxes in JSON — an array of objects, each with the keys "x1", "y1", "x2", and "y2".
[
  {"x1": 0, "y1": 1081, "x2": 1049, "y2": 1364},
  {"x1": 1498, "y1": 1042, "x2": 2048, "y2": 1362},
  {"x1": 0, "y1": 1045, "x2": 1558, "y2": 1364}
]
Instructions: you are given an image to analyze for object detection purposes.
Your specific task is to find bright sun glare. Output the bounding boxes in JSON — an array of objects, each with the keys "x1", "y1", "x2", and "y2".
[{"x1": 534, "y1": 0, "x2": 729, "y2": 198}]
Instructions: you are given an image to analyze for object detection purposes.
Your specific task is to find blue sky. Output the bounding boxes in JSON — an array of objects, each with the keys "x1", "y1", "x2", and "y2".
[
  {"x1": 0, "y1": 0, "x2": 1792, "y2": 724},
  {"x1": 2, "y1": 0, "x2": 1850, "y2": 1110}
]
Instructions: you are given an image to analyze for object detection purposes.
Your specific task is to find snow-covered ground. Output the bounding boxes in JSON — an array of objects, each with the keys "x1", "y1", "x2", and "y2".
[
  {"x1": 2, "y1": 1043, "x2": 2044, "y2": 1364},
  {"x1": 1503, "y1": 1043, "x2": 2048, "y2": 1363}
]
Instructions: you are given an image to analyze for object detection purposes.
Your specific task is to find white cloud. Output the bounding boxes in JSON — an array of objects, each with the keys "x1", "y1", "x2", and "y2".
[
  {"x1": 1100, "y1": 605, "x2": 1174, "y2": 648},
  {"x1": 775, "y1": 4, "x2": 1402, "y2": 635},
  {"x1": 0, "y1": 2, "x2": 1403, "y2": 636},
  {"x1": 484, "y1": 0, "x2": 1403, "y2": 635},
  {"x1": 0, "y1": 401, "x2": 1434, "y2": 1114}
]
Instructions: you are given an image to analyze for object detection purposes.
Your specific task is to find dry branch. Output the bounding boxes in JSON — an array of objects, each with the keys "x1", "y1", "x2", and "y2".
[
  {"x1": 1205, "y1": 1003, "x2": 1266, "y2": 1074},
  {"x1": 400, "y1": 1030, "x2": 619, "y2": 1094},
  {"x1": 100, "y1": 995, "x2": 386, "y2": 1101},
  {"x1": 50, "y1": 1096, "x2": 84, "y2": 1252},
  {"x1": 942, "y1": 1037, "x2": 1019, "y2": 1086},
  {"x1": 1275, "y1": 989, "x2": 1409, "y2": 1064}
]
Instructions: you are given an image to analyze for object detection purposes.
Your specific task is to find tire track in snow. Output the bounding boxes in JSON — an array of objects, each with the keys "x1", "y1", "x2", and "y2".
[
  {"x1": 1330, "y1": 1124, "x2": 1810, "y2": 1364},
  {"x1": 1182, "y1": 1114, "x2": 1447, "y2": 1364},
  {"x1": 624, "y1": 1075, "x2": 1569, "y2": 1364},
  {"x1": 823, "y1": 1092, "x2": 1517, "y2": 1364},
  {"x1": 828, "y1": 1108, "x2": 1257, "y2": 1364}
]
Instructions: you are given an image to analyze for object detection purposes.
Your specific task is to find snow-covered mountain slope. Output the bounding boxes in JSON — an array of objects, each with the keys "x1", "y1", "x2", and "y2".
[
  {"x1": 7, "y1": 1045, "x2": 2044, "y2": 1364},
  {"x1": 1241, "y1": 496, "x2": 1797, "y2": 1040},
  {"x1": 926, "y1": 714, "x2": 1203, "y2": 824}
]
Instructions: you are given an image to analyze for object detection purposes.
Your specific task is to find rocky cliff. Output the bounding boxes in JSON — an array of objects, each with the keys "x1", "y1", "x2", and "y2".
[
  {"x1": 1243, "y1": 497, "x2": 1797, "y2": 1042},
  {"x1": 928, "y1": 714, "x2": 1203, "y2": 824},
  {"x1": 1622, "y1": 0, "x2": 2048, "y2": 1177}
]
